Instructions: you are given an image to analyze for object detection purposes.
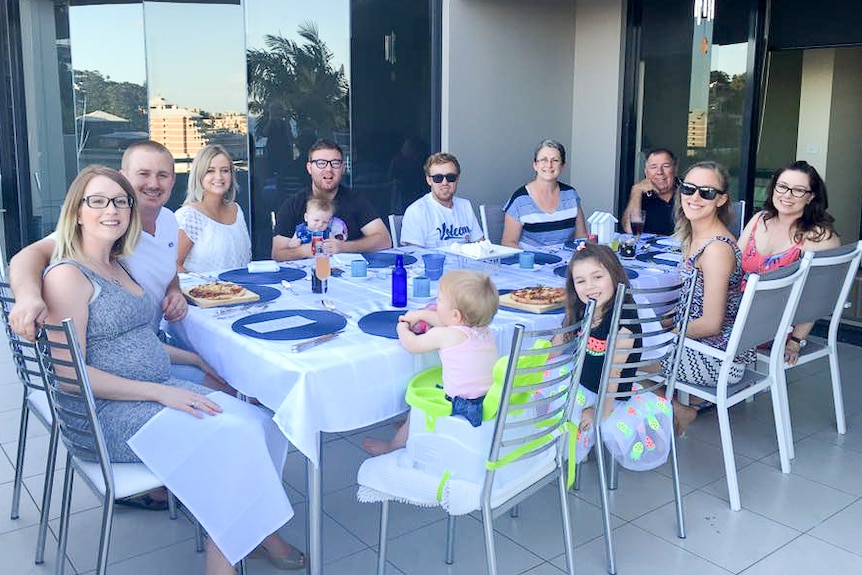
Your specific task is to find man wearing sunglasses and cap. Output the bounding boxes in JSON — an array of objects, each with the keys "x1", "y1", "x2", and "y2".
[
  {"x1": 622, "y1": 148, "x2": 679, "y2": 236},
  {"x1": 272, "y1": 138, "x2": 392, "y2": 261},
  {"x1": 399, "y1": 152, "x2": 484, "y2": 248}
]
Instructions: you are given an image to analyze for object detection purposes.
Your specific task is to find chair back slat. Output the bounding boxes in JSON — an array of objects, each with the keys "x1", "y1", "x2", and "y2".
[
  {"x1": 479, "y1": 203, "x2": 505, "y2": 245},
  {"x1": 597, "y1": 278, "x2": 697, "y2": 411},
  {"x1": 387, "y1": 214, "x2": 403, "y2": 248},
  {"x1": 792, "y1": 241, "x2": 862, "y2": 325},
  {"x1": 36, "y1": 320, "x2": 114, "y2": 492},
  {"x1": 483, "y1": 302, "x2": 595, "y2": 492},
  {"x1": 0, "y1": 283, "x2": 47, "y2": 393}
]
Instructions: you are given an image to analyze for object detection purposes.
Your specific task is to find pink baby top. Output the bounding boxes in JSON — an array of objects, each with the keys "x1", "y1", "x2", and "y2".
[{"x1": 438, "y1": 325, "x2": 499, "y2": 399}]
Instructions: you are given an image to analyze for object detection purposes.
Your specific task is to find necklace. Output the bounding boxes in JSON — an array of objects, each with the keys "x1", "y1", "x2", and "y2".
[{"x1": 84, "y1": 258, "x2": 124, "y2": 287}]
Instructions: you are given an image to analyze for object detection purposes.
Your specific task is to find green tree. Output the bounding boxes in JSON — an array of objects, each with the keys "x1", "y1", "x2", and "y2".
[
  {"x1": 247, "y1": 22, "x2": 349, "y2": 139},
  {"x1": 74, "y1": 70, "x2": 147, "y2": 131}
]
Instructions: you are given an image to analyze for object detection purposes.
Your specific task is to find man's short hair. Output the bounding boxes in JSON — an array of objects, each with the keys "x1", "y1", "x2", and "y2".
[
  {"x1": 121, "y1": 140, "x2": 174, "y2": 172},
  {"x1": 645, "y1": 148, "x2": 677, "y2": 165},
  {"x1": 307, "y1": 139, "x2": 343, "y2": 161},
  {"x1": 423, "y1": 152, "x2": 461, "y2": 176}
]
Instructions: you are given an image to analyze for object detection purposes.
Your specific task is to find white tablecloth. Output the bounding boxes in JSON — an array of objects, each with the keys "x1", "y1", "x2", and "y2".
[{"x1": 178, "y1": 246, "x2": 679, "y2": 465}]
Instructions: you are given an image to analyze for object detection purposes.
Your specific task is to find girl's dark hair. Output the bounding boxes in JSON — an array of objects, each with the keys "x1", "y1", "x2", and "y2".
[
  {"x1": 563, "y1": 243, "x2": 630, "y2": 328},
  {"x1": 761, "y1": 160, "x2": 836, "y2": 243}
]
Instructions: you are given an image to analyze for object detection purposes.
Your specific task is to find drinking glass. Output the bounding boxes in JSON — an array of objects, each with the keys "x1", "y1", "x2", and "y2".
[
  {"x1": 315, "y1": 249, "x2": 331, "y2": 293},
  {"x1": 629, "y1": 210, "x2": 646, "y2": 250}
]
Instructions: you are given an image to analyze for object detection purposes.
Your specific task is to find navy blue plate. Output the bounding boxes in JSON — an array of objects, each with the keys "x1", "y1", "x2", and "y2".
[
  {"x1": 358, "y1": 310, "x2": 405, "y2": 339},
  {"x1": 232, "y1": 310, "x2": 346, "y2": 341},
  {"x1": 218, "y1": 267, "x2": 306, "y2": 285},
  {"x1": 499, "y1": 251, "x2": 563, "y2": 266},
  {"x1": 364, "y1": 252, "x2": 418, "y2": 269}
]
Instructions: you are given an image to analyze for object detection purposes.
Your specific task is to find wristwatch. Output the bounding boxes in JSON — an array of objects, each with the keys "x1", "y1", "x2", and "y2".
[{"x1": 788, "y1": 335, "x2": 808, "y2": 349}]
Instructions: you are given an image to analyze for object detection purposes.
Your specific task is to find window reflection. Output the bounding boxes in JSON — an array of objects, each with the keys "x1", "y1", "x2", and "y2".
[{"x1": 245, "y1": 0, "x2": 350, "y2": 257}]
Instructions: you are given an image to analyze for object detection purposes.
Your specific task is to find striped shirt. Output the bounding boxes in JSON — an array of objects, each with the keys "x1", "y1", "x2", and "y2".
[{"x1": 503, "y1": 183, "x2": 581, "y2": 246}]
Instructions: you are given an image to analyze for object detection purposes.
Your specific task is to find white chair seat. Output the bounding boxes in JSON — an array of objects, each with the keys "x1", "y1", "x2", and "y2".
[{"x1": 74, "y1": 459, "x2": 164, "y2": 501}]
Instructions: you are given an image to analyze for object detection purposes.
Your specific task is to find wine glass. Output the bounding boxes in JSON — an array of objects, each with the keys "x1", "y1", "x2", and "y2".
[{"x1": 629, "y1": 210, "x2": 646, "y2": 250}]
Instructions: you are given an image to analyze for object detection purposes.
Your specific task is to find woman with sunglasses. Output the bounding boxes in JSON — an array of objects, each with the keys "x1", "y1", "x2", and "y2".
[
  {"x1": 672, "y1": 161, "x2": 756, "y2": 432},
  {"x1": 737, "y1": 160, "x2": 838, "y2": 365},
  {"x1": 501, "y1": 139, "x2": 588, "y2": 248}
]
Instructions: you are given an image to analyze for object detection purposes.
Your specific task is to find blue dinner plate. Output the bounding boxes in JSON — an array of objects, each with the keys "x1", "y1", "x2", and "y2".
[
  {"x1": 358, "y1": 310, "x2": 405, "y2": 339},
  {"x1": 188, "y1": 284, "x2": 281, "y2": 307},
  {"x1": 553, "y1": 265, "x2": 638, "y2": 280},
  {"x1": 499, "y1": 251, "x2": 563, "y2": 266},
  {"x1": 497, "y1": 289, "x2": 566, "y2": 315},
  {"x1": 564, "y1": 238, "x2": 586, "y2": 251},
  {"x1": 636, "y1": 251, "x2": 677, "y2": 265},
  {"x1": 218, "y1": 267, "x2": 306, "y2": 285},
  {"x1": 231, "y1": 309, "x2": 346, "y2": 341},
  {"x1": 363, "y1": 252, "x2": 418, "y2": 269}
]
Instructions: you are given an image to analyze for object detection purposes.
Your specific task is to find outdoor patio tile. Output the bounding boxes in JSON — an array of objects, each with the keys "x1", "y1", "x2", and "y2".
[
  {"x1": 0, "y1": 523, "x2": 74, "y2": 575},
  {"x1": 761, "y1": 436, "x2": 862, "y2": 496},
  {"x1": 632, "y1": 490, "x2": 800, "y2": 573},
  {"x1": 701, "y1": 460, "x2": 857, "y2": 530},
  {"x1": 739, "y1": 533, "x2": 862, "y2": 575},
  {"x1": 808, "y1": 498, "x2": 862, "y2": 557}
]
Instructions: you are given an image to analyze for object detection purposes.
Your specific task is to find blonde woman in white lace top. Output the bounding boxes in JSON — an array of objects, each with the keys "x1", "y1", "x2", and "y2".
[{"x1": 176, "y1": 144, "x2": 252, "y2": 272}]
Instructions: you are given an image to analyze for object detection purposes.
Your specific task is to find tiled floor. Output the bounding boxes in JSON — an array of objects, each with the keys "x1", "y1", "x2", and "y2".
[{"x1": 2, "y1": 336, "x2": 862, "y2": 574}]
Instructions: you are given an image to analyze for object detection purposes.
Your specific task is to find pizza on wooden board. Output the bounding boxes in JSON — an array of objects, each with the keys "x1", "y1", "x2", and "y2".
[
  {"x1": 188, "y1": 281, "x2": 248, "y2": 301},
  {"x1": 509, "y1": 286, "x2": 566, "y2": 306}
]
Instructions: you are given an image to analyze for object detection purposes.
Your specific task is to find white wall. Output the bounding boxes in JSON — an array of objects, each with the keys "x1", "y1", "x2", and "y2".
[
  {"x1": 443, "y1": 0, "x2": 626, "y2": 220},
  {"x1": 570, "y1": 0, "x2": 626, "y2": 214},
  {"x1": 443, "y1": 0, "x2": 575, "y2": 208}
]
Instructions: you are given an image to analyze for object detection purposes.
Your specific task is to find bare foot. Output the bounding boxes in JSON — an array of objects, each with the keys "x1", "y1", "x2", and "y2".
[
  {"x1": 673, "y1": 401, "x2": 697, "y2": 437},
  {"x1": 362, "y1": 437, "x2": 398, "y2": 455}
]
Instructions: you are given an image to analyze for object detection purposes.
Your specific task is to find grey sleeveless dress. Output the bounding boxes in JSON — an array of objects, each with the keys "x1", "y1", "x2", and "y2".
[{"x1": 51, "y1": 260, "x2": 209, "y2": 462}]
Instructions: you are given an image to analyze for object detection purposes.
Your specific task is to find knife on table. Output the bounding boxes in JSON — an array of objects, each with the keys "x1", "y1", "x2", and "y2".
[{"x1": 290, "y1": 330, "x2": 344, "y2": 353}]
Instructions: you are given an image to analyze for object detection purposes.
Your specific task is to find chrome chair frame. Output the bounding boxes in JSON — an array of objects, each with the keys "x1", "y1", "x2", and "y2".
[
  {"x1": 1, "y1": 283, "x2": 58, "y2": 564},
  {"x1": 370, "y1": 304, "x2": 595, "y2": 575},
  {"x1": 479, "y1": 203, "x2": 505, "y2": 245},
  {"x1": 589, "y1": 276, "x2": 696, "y2": 574},
  {"x1": 36, "y1": 319, "x2": 204, "y2": 575},
  {"x1": 387, "y1": 214, "x2": 403, "y2": 248}
]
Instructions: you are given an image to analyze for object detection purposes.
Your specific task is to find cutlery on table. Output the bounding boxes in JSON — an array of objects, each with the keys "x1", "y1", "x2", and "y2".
[
  {"x1": 216, "y1": 302, "x2": 269, "y2": 319},
  {"x1": 290, "y1": 330, "x2": 344, "y2": 353},
  {"x1": 320, "y1": 299, "x2": 351, "y2": 319},
  {"x1": 281, "y1": 280, "x2": 297, "y2": 295}
]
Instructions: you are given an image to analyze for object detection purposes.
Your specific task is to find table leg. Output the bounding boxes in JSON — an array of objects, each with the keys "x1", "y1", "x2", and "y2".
[{"x1": 306, "y1": 434, "x2": 323, "y2": 575}]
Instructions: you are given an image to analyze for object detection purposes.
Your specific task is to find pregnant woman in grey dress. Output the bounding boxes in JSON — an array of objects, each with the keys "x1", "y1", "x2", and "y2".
[{"x1": 41, "y1": 166, "x2": 303, "y2": 573}]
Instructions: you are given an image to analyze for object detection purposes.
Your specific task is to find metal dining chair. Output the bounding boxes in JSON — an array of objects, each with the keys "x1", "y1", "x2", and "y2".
[
  {"x1": 758, "y1": 241, "x2": 862, "y2": 458},
  {"x1": 358, "y1": 305, "x2": 595, "y2": 575},
  {"x1": 670, "y1": 253, "x2": 813, "y2": 511},
  {"x1": 728, "y1": 199, "x2": 746, "y2": 239},
  {"x1": 1, "y1": 282, "x2": 58, "y2": 565},
  {"x1": 587, "y1": 276, "x2": 696, "y2": 575},
  {"x1": 36, "y1": 318, "x2": 205, "y2": 575},
  {"x1": 479, "y1": 203, "x2": 505, "y2": 244}
]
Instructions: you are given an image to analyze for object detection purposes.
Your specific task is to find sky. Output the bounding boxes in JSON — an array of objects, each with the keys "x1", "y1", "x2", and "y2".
[{"x1": 68, "y1": 0, "x2": 350, "y2": 114}]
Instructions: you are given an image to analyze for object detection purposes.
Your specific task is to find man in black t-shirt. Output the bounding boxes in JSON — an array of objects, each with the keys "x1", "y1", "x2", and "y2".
[
  {"x1": 271, "y1": 139, "x2": 392, "y2": 261},
  {"x1": 622, "y1": 148, "x2": 678, "y2": 236}
]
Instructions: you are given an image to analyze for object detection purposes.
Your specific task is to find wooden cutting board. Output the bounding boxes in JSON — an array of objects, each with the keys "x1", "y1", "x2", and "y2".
[
  {"x1": 182, "y1": 285, "x2": 260, "y2": 308},
  {"x1": 499, "y1": 292, "x2": 564, "y2": 313}
]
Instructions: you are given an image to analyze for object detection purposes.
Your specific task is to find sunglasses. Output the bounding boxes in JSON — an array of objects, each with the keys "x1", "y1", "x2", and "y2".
[
  {"x1": 678, "y1": 180, "x2": 727, "y2": 200},
  {"x1": 430, "y1": 173, "x2": 458, "y2": 184}
]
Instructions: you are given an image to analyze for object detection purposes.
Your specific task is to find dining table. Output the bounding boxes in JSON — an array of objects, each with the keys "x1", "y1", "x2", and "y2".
[{"x1": 176, "y1": 237, "x2": 681, "y2": 575}]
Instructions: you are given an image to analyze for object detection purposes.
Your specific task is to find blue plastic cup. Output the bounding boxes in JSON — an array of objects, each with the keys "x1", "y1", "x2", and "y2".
[
  {"x1": 413, "y1": 276, "x2": 431, "y2": 298},
  {"x1": 422, "y1": 254, "x2": 445, "y2": 281},
  {"x1": 351, "y1": 259, "x2": 368, "y2": 278},
  {"x1": 519, "y1": 252, "x2": 535, "y2": 269}
]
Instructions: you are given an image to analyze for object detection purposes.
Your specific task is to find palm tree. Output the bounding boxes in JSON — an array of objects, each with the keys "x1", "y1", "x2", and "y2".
[{"x1": 247, "y1": 22, "x2": 349, "y2": 140}]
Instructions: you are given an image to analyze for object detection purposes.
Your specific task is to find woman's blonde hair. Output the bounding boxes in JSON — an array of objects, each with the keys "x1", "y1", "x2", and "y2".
[
  {"x1": 674, "y1": 160, "x2": 732, "y2": 253},
  {"x1": 438, "y1": 270, "x2": 499, "y2": 327},
  {"x1": 53, "y1": 165, "x2": 141, "y2": 262},
  {"x1": 185, "y1": 144, "x2": 238, "y2": 204}
]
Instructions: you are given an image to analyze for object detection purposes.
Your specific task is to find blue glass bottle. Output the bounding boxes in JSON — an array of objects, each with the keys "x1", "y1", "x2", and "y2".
[{"x1": 391, "y1": 254, "x2": 407, "y2": 307}]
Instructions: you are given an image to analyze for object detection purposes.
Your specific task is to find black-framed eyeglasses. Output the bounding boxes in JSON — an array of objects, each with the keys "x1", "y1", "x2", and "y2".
[
  {"x1": 774, "y1": 182, "x2": 811, "y2": 198},
  {"x1": 429, "y1": 173, "x2": 458, "y2": 184},
  {"x1": 308, "y1": 159, "x2": 343, "y2": 169},
  {"x1": 678, "y1": 180, "x2": 726, "y2": 201},
  {"x1": 81, "y1": 195, "x2": 134, "y2": 209}
]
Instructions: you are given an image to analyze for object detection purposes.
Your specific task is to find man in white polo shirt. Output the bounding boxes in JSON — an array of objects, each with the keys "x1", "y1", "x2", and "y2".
[{"x1": 399, "y1": 152, "x2": 483, "y2": 248}]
